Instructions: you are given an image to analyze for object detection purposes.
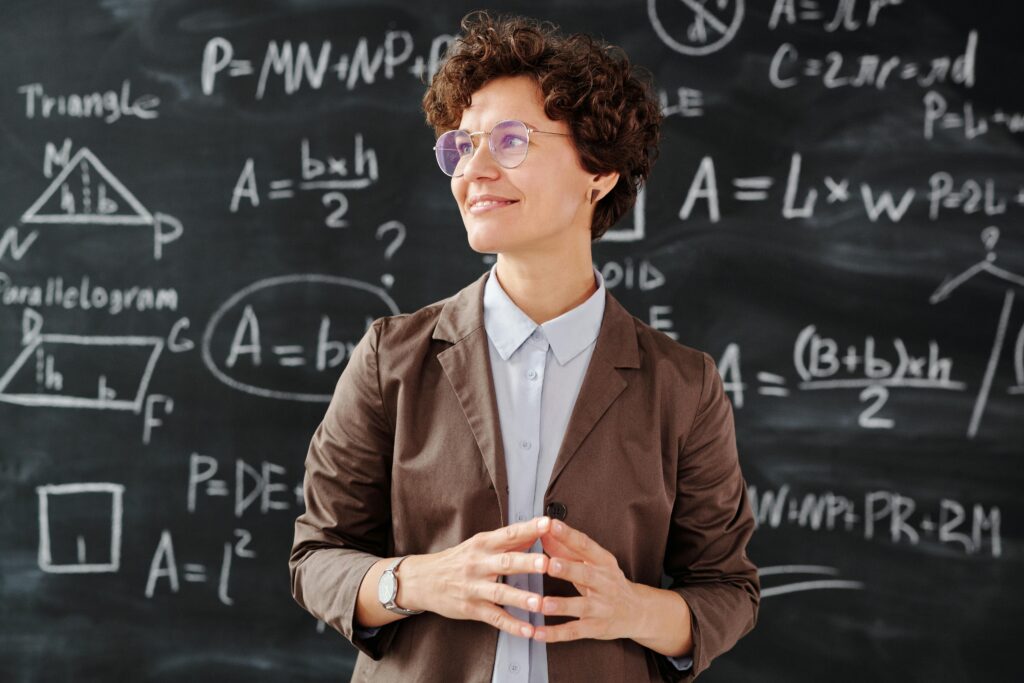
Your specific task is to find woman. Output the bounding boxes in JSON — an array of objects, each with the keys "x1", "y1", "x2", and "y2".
[{"x1": 290, "y1": 11, "x2": 759, "y2": 682}]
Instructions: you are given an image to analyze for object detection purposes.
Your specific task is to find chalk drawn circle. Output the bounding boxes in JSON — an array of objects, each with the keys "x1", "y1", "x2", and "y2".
[
  {"x1": 201, "y1": 274, "x2": 400, "y2": 402},
  {"x1": 647, "y1": 0, "x2": 744, "y2": 56}
]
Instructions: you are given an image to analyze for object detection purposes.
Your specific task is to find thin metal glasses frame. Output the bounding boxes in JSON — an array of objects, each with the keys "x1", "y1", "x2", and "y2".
[{"x1": 432, "y1": 119, "x2": 571, "y2": 177}]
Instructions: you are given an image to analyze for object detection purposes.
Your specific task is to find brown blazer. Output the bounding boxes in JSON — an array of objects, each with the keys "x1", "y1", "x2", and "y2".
[{"x1": 289, "y1": 269, "x2": 760, "y2": 682}]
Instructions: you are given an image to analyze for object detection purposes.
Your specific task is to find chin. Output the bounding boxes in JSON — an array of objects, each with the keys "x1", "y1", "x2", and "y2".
[
  {"x1": 464, "y1": 221, "x2": 512, "y2": 255},
  {"x1": 466, "y1": 238, "x2": 506, "y2": 256}
]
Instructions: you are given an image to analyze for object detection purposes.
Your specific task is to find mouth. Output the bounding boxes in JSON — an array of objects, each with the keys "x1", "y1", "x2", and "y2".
[{"x1": 468, "y1": 199, "x2": 519, "y2": 215}]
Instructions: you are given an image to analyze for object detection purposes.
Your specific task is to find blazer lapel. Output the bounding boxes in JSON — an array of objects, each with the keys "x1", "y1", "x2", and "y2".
[
  {"x1": 546, "y1": 290, "x2": 641, "y2": 493},
  {"x1": 431, "y1": 270, "x2": 642, "y2": 521},
  {"x1": 433, "y1": 271, "x2": 510, "y2": 524}
]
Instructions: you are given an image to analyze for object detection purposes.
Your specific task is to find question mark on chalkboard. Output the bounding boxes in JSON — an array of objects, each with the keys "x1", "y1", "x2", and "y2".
[
  {"x1": 376, "y1": 220, "x2": 406, "y2": 288},
  {"x1": 981, "y1": 226, "x2": 999, "y2": 260}
]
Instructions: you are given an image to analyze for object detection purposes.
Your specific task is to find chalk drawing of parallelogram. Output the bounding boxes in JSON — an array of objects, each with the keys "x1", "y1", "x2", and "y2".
[
  {"x1": 37, "y1": 483, "x2": 124, "y2": 573},
  {"x1": 21, "y1": 147, "x2": 153, "y2": 226},
  {"x1": 0, "y1": 334, "x2": 163, "y2": 411}
]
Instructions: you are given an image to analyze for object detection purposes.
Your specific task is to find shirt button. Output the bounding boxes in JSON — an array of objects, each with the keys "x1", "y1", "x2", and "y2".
[
  {"x1": 520, "y1": 440, "x2": 531, "y2": 450},
  {"x1": 527, "y1": 369, "x2": 538, "y2": 380},
  {"x1": 509, "y1": 663, "x2": 521, "y2": 673}
]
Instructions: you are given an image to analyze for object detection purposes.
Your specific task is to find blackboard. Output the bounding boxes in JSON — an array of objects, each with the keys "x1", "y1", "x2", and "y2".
[{"x1": 1, "y1": 1, "x2": 1022, "y2": 681}]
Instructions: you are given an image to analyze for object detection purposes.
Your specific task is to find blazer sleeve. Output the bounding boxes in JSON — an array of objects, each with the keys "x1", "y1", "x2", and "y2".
[
  {"x1": 657, "y1": 351, "x2": 761, "y2": 681},
  {"x1": 288, "y1": 317, "x2": 400, "y2": 660}
]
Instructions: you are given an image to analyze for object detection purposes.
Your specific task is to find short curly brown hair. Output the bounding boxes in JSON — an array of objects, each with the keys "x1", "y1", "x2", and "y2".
[{"x1": 422, "y1": 10, "x2": 663, "y2": 241}]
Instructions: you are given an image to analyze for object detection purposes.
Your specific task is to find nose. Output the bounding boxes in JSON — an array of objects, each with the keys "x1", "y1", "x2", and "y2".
[{"x1": 459, "y1": 134, "x2": 500, "y2": 180}]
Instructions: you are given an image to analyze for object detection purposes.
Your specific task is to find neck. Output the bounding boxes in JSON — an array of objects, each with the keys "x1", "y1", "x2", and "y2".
[{"x1": 494, "y1": 248, "x2": 597, "y2": 325}]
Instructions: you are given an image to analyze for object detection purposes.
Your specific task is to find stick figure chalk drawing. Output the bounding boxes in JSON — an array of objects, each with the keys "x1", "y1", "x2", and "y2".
[
  {"x1": 648, "y1": 0, "x2": 744, "y2": 56},
  {"x1": 20, "y1": 145, "x2": 183, "y2": 259},
  {"x1": 930, "y1": 226, "x2": 1024, "y2": 438}
]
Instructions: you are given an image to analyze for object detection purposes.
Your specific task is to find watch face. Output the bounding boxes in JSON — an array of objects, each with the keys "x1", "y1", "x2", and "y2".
[{"x1": 378, "y1": 572, "x2": 397, "y2": 604}]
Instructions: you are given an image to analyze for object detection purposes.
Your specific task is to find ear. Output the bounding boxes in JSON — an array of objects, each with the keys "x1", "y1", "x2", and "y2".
[{"x1": 589, "y1": 170, "x2": 620, "y2": 204}]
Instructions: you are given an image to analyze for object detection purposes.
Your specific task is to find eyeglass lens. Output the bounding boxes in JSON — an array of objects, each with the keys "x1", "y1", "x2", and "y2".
[{"x1": 434, "y1": 119, "x2": 530, "y2": 176}]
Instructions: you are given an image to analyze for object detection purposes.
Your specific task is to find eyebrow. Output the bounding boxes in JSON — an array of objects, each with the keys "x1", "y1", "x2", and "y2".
[{"x1": 459, "y1": 119, "x2": 541, "y2": 132}]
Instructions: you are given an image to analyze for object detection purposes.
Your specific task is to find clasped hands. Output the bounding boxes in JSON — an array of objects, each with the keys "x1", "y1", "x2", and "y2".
[{"x1": 407, "y1": 515, "x2": 646, "y2": 644}]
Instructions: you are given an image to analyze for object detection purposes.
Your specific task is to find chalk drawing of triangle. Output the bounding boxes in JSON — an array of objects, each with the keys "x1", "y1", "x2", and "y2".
[{"x1": 21, "y1": 148, "x2": 153, "y2": 225}]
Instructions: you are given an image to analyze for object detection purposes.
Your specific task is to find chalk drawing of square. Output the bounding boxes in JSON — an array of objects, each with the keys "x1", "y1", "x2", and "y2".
[
  {"x1": 599, "y1": 186, "x2": 645, "y2": 243},
  {"x1": 36, "y1": 483, "x2": 124, "y2": 573},
  {"x1": 0, "y1": 334, "x2": 163, "y2": 412},
  {"x1": 21, "y1": 148, "x2": 153, "y2": 226}
]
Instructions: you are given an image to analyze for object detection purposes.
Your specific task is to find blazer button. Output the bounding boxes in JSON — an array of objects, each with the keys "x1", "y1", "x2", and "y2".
[{"x1": 545, "y1": 501, "x2": 567, "y2": 520}]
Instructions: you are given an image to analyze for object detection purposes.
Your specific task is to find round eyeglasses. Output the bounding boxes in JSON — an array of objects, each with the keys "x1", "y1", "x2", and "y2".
[{"x1": 432, "y1": 119, "x2": 571, "y2": 177}]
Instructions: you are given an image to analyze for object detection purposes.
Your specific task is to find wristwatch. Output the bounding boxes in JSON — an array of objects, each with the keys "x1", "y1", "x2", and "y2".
[{"x1": 377, "y1": 555, "x2": 424, "y2": 615}]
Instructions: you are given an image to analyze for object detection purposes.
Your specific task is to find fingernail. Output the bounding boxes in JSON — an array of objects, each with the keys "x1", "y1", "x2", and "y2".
[
  {"x1": 551, "y1": 559, "x2": 562, "y2": 572},
  {"x1": 553, "y1": 521, "x2": 563, "y2": 534},
  {"x1": 534, "y1": 557, "x2": 544, "y2": 570},
  {"x1": 534, "y1": 628, "x2": 546, "y2": 641},
  {"x1": 527, "y1": 597, "x2": 539, "y2": 610},
  {"x1": 521, "y1": 626, "x2": 532, "y2": 637},
  {"x1": 538, "y1": 516, "x2": 550, "y2": 528}
]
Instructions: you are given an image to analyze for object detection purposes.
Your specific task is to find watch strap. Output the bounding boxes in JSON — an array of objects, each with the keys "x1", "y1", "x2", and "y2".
[{"x1": 381, "y1": 555, "x2": 424, "y2": 615}]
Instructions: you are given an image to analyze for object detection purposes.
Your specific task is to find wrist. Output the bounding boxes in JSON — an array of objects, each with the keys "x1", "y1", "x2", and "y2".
[
  {"x1": 629, "y1": 584, "x2": 694, "y2": 658},
  {"x1": 626, "y1": 580, "x2": 655, "y2": 640},
  {"x1": 395, "y1": 554, "x2": 429, "y2": 613}
]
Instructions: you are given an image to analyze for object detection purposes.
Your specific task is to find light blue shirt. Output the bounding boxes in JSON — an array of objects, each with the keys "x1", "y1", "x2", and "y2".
[
  {"x1": 358, "y1": 264, "x2": 693, "y2": 679},
  {"x1": 482, "y1": 264, "x2": 692, "y2": 681}
]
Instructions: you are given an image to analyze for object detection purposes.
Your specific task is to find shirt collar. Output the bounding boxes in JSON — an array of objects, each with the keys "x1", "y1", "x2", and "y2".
[{"x1": 483, "y1": 263, "x2": 606, "y2": 366}]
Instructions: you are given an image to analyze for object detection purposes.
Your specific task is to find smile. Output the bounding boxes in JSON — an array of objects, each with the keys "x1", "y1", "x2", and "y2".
[{"x1": 469, "y1": 199, "x2": 519, "y2": 214}]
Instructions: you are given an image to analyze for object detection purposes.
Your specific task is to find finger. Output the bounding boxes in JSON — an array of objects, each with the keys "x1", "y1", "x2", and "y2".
[
  {"x1": 539, "y1": 595, "x2": 589, "y2": 618},
  {"x1": 471, "y1": 580, "x2": 544, "y2": 613},
  {"x1": 539, "y1": 531, "x2": 585, "y2": 562},
  {"x1": 548, "y1": 520, "x2": 613, "y2": 564},
  {"x1": 475, "y1": 603, "x2": 537, "y2": 639},
  {"x1": 487, "y1": 551, "x2": 548, "y2": 577},
  {"x1": 479, "y1": 516, "x2": 551, "y2": 551},
  {"x1": 547, "y1": 556, "x2": 598, "y2": 589},
  {"x1": 511, "y1": 536, "x2": 544, "y2": 553},
  {"x1": 532, "y1": 618, "x2": 598, "y2": 643}
]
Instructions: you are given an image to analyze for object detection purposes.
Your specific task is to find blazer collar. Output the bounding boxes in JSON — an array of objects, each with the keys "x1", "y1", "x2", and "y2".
[
  {"x1": 432, "y1": 269, "x2": 640, "y2": 524},
  {"x1": 433, "y1": 269, "x2": 640, "y2": 368}
]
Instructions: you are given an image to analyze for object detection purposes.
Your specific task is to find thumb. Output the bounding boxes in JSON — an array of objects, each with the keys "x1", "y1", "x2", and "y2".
[{"x1": 540, "y1": 532, "x2": 584, "y2": 561}]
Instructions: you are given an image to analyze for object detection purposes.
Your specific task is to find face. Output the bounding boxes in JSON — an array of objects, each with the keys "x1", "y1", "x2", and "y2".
[{"x1": 449, "y1": 75, "x2": 609, "y2": 257}]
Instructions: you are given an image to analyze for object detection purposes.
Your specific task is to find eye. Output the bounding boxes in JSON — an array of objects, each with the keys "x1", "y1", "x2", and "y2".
[
  {"x1": 456, "y1": 140, "x2": 474, "y2": 155},
  {"x1": 498, "y1": 134, "x2": 527, "y2": 150}
]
